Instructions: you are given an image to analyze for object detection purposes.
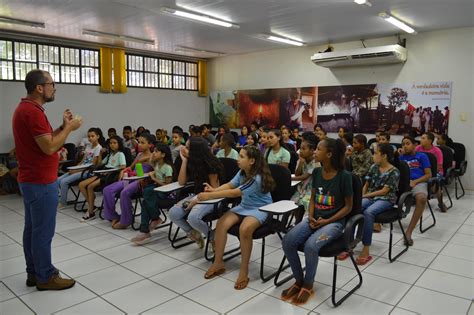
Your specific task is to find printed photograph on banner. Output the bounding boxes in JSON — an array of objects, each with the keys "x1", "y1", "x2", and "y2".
[
  {"x1": 316, "y1": 84, "x2": 378, "y2": 133},
  {"x1": 209, "y1": 91, "x2": 239, "y2": 128},
  {"x1": 237, "y1": 89, "x2": 281, "y2": 128},
  {"x1": 279, "y1": 87, "x2": 317, "y2": 131},
  {"x1": 377, "y1": 82, "x2": 452, "y2": 135}
]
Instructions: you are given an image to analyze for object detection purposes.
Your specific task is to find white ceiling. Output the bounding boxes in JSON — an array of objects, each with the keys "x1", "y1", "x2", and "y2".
[{"x1": 0, "y1": 0, "x2": 473, "y2": 58}]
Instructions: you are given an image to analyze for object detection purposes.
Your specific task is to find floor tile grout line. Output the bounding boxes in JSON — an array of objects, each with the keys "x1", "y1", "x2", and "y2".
[
  {"x1": 392, "y1": 208, "x2": 473, "y2": 311},
  {"x1": 0, "y1": 280, "x2": 37, "y2": 314},
  {"x1": 411, "y1": 284, "x2": 473, "y2": 302}
]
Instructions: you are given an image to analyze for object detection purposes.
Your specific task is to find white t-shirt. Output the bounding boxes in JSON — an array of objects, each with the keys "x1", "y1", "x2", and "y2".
[{"x1": 82, "y1": 143, "x2": 102, "y2": 165}]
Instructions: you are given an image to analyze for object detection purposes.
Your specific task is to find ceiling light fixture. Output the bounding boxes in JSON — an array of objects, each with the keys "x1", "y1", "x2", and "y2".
[
  {"x1": 353, "y1": 0, "x2": 372, "y2": 7},
  {"x1": 0, "y1": 16, "x2": 45, "y2": 28},
  {"x1": 82, "y1": 29, "x2": 155, "y2": 45},
  {"x1": 175, "y1": 46, "x2": 225, "y2": 56},
  {"x1": 379, "y1": 12, "x2": 416, "y2": 34},
  {"x1": 266, "y1": 35, "x2": 305, "y2": 46},
  {"x1": 161, "y1": 7, "x2": 239, "y2": 28}
]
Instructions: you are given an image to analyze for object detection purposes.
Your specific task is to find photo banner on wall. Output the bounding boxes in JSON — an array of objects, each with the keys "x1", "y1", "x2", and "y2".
[{"x1": 210, "y1": 81, "x2": 452, "y2": 135}]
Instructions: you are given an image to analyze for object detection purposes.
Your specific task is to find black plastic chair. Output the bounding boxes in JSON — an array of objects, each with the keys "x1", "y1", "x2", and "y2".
[
  {"x1": 451, "y1": 142, "x2": 467, "y2": 199},
  {"x1": 437, "y1": 145, "x2": 455, "y2": 209},
  {"x1": 274, "y1": 173, "x2": 364, "y2": 307},
  {"x1": 419, "y1": 152, "x2": 437, "y2": 233},
  {"x1": 374, "y1": 161, "x2": 414, "y2": 262}
]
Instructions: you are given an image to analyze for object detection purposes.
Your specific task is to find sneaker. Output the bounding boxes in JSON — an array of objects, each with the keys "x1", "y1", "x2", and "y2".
[
  {"x1": 131, "y1": 233, "x2": 152, "y2": 245},
  {"x1": 57, "y1": 202, "x2": 67, "y2": 210},
  {"x1": 188, "y1": 230, "x2": 204, "y2": 249},
  {"x1": 81, "y1": 211, "x2": 96, "y2": 222},
  {"x1": 36, "y1": 274, "x2": 75, "y2": 291}
]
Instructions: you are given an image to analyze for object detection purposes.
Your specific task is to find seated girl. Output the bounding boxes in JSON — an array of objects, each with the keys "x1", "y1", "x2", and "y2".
[
  {"x1": 291, "y1": 135, "x2": 320, "y2": 221},
  {"x1": 57, "y1": 128, "x2": 103, "y2": 209},
  {"x1": 265, "y1": 129, "x2": 291, "y2": 168},
  {"x1": 216, "y1": 133, "x2": 239, "y2": 160},
  {"x1": 281, "y1": 138, "x2": 353, "y2": 305},
  {"x1": 79, "y1": 136, "x2": 126, "y2": 221},
  {"x1": 202, "y1": 145, "x2": 275, "y2": 290},
  {"x1": 237, "y1": 126, "x2": 249, "y2": 147},
  {"x1": 131, "y1": 144, "x2": 174, "y2": 245},
  {"x1": 246, "y1": 133, "x2": 259, "y2": 148},
  {"x1": 102, "y1": 133, "x2": 154, "y2": 229},
  {"x1": 168, "y1": 137, "x2": 223, "y2": 248},
  {"x1": 342, "y1": 143, "x2": 400, "y2": 265}
]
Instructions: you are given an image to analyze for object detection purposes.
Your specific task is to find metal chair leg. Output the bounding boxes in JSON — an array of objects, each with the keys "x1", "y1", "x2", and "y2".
[
  {"x1": 419, "y1": 202, "x2": 436, "y2": 233},
  {"x1": 388, "y1": 220, "x2": 409, "y2": 262},
  {"x1": 455, "y1": 176, "x2": 465, "y2": 199},
  {"x1": 331, "y1": 254, "x2": 362, "y2": 307},
  {"x1": 443, "y1": 185, "x2": 453, "y2": 209}
]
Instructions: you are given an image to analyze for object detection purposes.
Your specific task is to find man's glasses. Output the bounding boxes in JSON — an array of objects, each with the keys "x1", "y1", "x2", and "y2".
[{"x1": 42, "y1": 82, "x2": 55, "y2": 88}]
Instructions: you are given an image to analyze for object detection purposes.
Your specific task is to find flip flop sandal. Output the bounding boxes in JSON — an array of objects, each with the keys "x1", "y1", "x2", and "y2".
[
  {"x1": 337, "y1": 251, "x2": 350, "y2": 261},
  {"x1": 292, "y1": 287, "x2": 314, "y2": 305},
  {"x1": 204, "y1": 267, "x2": 225, "y2": 279},
  {"x1": 234, "y1": 277, "x2": 249, "y2": 290},
  {"x1": 281, "y1": 283, "x2": 301, "y2": 301},
  {"x1": 356, "y1": 255, "x2": 373, "y2": 266}
]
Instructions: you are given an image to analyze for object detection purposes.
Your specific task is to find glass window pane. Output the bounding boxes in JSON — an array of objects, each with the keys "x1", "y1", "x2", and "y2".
[
  {"x1": 173, "y1": 75, "x2": 185, "y2": 89},
  {"x1": 186, "y1": 77, "x2": 197, "y2": 90},
  {"x1": 173, "y1": 61, "x2": 185, "y2": 75},
  {"x1": 0, "y1": 60, "x2": 14, "y2": 80},
  {"x1": 39, "y1": 63, "x2": 60, "y2": 81},
  {"x1": 62, "y1": 65, "x2": 80, "y2": 83},
  {"x1": 144, "y1": 57, "x2": 157, "y2": 72},
  {"x1": 61, "y1": 47, "x2": 80, "y2": 65},
  {"x1": 186, "y1": 62, "x2": 197, "y2": 76},
  {"x1": 0, "y1": 40, "x2": 13, "y2": 60},
  {"x1": 15, "y1": 42, "x2": 37, "y2": 63},
  {"x1": 81, "y1": 67, "x2": 99, "y2": 84},
  {"x1": 15, "y1": 62, "x2": 36, "y2": 81},
  {"x1": 128, "y1": 71, "x2": 143, "y2": 87},
  {"x1": 144, "y1": 73, "x2": 158, "y2": 87},
  {"x1": 160, "y1": 59, "x2": 172, "y2": 73},
  {"x1": 159, "y1": 74, "x2": 172, "y2": 88},
  {"x1": 82, "y1": 49, "x2": 98, "y2": 67},
  {"x1": 39, "y1": 45, "x2": 59, "y2": 63}
]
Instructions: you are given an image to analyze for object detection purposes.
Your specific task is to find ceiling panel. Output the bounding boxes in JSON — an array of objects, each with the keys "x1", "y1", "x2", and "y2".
[{"x1": 0, "y1": 0, "x2": 472, "y2": 58}]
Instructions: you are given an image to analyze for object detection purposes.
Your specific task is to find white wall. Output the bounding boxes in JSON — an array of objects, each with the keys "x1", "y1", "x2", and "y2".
[
  {"x1": 0, "y1": 83, "x2": 206, "y2": 150},
  {"x1": 208, "y1": 27, "x2": 474, "y2": 190}
]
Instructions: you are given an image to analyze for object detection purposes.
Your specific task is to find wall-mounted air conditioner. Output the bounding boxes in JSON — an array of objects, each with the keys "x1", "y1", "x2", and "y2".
[{"x1": 311, "y1": 44, "x2": 407, "y2": 68}]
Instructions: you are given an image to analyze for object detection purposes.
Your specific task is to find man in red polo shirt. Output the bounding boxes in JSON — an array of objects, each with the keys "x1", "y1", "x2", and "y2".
[{"x1": 12, "y1": 69, "x2": 82, "y2": 291}]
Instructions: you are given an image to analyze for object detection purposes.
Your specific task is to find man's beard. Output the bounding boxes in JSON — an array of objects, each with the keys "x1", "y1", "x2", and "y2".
[{"x1": 44, "y1": 94, "x2": 55, "y2": 102}]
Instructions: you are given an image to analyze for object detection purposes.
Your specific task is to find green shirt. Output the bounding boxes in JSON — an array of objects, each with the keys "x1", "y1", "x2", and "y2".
[
  {"x1": 216, "y1": 148, "x2": 239, "y2": 160},
  {"x1": 104, "y1": 152, "x2": 126, "y2": 168},
  {"x1": 154, "y1": 163, "x2": 173, "y2": 182},
  {"x1": 312, "y1": 168, "x2": 353, "y2": 222},
  {"x1": 266, "y1": 147, "x2": 291, "y2": 165}
]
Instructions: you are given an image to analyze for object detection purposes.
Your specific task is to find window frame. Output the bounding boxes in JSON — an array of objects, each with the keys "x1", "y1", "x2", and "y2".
[
  {"x1": 0, "y1": 38, "x2": 100, "y2": 86},
  {"x1": 125, "y1": 53, "x2": 198, "y2": 91}
]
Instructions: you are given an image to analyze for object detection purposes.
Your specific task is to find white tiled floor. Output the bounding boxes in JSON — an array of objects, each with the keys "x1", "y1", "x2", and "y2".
[{"x1": 0, "y1": 190, "x2": 473, "y2": 314}]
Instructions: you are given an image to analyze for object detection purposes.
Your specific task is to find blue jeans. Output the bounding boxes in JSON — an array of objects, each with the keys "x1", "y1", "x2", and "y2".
[
  {"x1": 57, "y1": 172, "x2": 86, "y2": 205},
  {"x1": 168, "y1": 196, "x2": 216, "y2": 236},
  {"x1": 282, "y1": 217, "x2": 343, "y2": 286},
  {"x1": 20, "y1": 182, "x2": 58, "y2": 283},
  {"x1": 361, "y1": 198, "x2": 393, "y2": 246}
]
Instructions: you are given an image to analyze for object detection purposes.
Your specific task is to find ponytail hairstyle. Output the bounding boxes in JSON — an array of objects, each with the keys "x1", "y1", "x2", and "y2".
[
  {"x1": 88, "y1": 127, "x2": 106, "y2": 147},
  {"x1": 322, "y1": 138, "x2": 346, "y2": 171},
  {"x1": 154, "y1": 143, "x2": 174, "y2": 173},
  {"x1": 377, "y1": 143, "x2": 397, "y2": 164},
  {"x1": 241, "y1": 145, "x2": 275, "y2": 193}
]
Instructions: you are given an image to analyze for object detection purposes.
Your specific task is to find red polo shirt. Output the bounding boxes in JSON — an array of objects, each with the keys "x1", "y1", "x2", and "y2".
[{"x1": 12, "y1": 98, "x2": 59, "y2": 184}]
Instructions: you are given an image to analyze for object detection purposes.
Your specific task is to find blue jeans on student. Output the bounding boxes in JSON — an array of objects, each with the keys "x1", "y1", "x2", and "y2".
[
  {"x1": 361, "y1": 198, "x2": 393, "y2": 246},
  {"x1": 282, "y1": 217, "x2": 343, "y2": 286},
  {"x1": 57, "y1": 172, "x2": 86, "y2": 205},
  {"x1": 168, "y1": 196, "x2": 216, "y2": 237},
  {"x1": 20, "y1": 182, "x2": 58, "y2": 283}
]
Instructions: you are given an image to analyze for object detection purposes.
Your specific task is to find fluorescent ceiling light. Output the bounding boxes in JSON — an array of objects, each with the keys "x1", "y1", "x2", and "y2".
[
  {"x1": 266, "y1": 35, "x2": 305, "y2": 46},
  {"x1": 0, "y1": 16, "x2": 45, "y2": 28},
  {"x1": 175, "y1": 46, "x2": 225, "y2": 56},
  {"x1": 161, "y1": 7, "x2": 239, "y2": 28},
  {"x1": 379, "y1": 12, "x2": 417, "y2": 34},
  {"x1": 82, "y1": 29, "x2": 155, "y2": 45},
  {"x1": 354, "y1": 0, "x2": 372, "y2": 7}
]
